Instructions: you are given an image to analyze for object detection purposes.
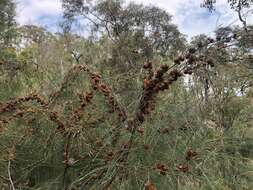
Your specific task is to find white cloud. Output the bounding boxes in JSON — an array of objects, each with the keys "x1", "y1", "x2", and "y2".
[
  {"x1": 16, "y1": 0, "x2": 62, "y2": 31},
  {"x1": 15, "y1": 0, "x2": 253, "y2": 38},
  {"x1": 134, "y1": 0, "x2": 252, "y2": 39}
]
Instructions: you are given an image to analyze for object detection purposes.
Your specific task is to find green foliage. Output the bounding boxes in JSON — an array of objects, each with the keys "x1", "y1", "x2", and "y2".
[{"x1": 0, "y1": 1, "x2": 253, "y2": 190}]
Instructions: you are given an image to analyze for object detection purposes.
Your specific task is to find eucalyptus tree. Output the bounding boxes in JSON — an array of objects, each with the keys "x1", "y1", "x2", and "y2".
[{"x1": 62, "y1": 0, "x2": 185, "y2": 56}]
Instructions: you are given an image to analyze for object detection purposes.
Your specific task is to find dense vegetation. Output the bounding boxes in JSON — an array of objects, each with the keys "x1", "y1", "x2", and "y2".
[{"x1": 0, "y1": 0, "x2": 252, "y2": 189}]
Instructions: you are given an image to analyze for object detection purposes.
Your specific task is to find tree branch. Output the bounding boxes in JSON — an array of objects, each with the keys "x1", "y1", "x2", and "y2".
[{"x1": 237, "y1": 0, "x2": 248, "y2": 31}]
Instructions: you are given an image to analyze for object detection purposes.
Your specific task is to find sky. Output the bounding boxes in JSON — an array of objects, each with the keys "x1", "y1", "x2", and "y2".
[{"x1": 15, "y1": 0, "x2": 253, "y2": 39}]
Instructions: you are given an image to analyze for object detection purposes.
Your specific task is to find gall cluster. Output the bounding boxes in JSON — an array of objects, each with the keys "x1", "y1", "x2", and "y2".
[
  {"x1": 89, "y1": 72, "x2": 127, "y2": 122},
  {"x1": 49, "y1": 111, "x2": 65, "y2": 131},
  {"x1": 154, "y1": 163, "x2": 169, "y2": 175},
  {"x1": 186, "y1": 149, "x2": 198, "y2": 161},
  {"x1": 0, "y1": 94, "x2": 46, "y2": 113}
]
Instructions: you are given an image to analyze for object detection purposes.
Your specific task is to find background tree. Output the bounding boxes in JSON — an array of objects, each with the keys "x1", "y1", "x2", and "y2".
[
  {"x1": 62, "y1": 0, "x2": 186, "y2": 109},
  {"x1": 202, "y1": 0, "x2": 253, "y2": 30},
  {"x1": 0, "y1": 0, "x2": 16, "y2": 48}
]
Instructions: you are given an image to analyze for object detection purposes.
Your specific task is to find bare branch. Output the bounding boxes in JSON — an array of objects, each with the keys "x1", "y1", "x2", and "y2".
[{"x1": 8, "y1": 160, "x2": 15, "y2": 190}]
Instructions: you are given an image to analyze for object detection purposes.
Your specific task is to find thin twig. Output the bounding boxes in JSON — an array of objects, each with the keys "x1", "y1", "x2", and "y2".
[{"x1": 8, "y1": 160, "x2": 16, "y2": 190}]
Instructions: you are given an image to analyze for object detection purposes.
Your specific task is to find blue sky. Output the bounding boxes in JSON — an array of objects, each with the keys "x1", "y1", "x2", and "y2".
[{"x1": 16, "y1": 0, "x2": 253, "y2": 39}]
